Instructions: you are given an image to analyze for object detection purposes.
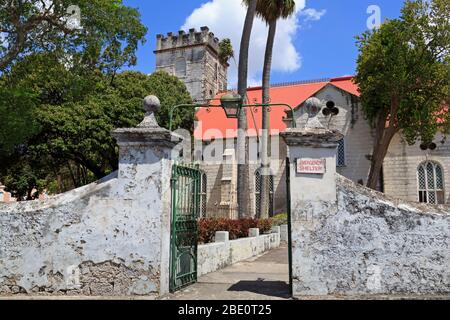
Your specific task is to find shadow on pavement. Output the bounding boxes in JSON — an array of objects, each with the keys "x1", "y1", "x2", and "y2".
[{"x1": 227, "y1": 279, "x2": 291, "y2": 299}]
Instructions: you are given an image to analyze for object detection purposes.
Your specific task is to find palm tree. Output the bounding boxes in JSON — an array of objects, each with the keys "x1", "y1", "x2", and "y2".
[
  {"x1": 237, "y1": 0, "x2": 258, "y2": 218},
  {"x1": 255, "y1": 0, "x2": 296, "y2": 218}
]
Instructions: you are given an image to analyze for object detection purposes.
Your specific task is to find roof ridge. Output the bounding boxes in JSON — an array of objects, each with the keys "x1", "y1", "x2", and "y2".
[
  {"x1": 221, "y1": 76, "x2": 355, "y2": 93},
  {"x1": 271, "y1": 78, "x2": 331, "y2": 87}
]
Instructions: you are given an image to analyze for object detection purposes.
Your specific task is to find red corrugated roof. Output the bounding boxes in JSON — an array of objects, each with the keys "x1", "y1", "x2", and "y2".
[{"x1": 194, "y1": 76, "x2": 360, "y2": 140}]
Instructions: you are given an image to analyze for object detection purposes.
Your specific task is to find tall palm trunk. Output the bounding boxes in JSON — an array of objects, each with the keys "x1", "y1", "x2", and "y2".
[
  {"x1": 237, "y1": 0, "x2": 257, "y2": 218},
  {"x1": 259, "y1": 19, "x2": 277, "y2": 219}
]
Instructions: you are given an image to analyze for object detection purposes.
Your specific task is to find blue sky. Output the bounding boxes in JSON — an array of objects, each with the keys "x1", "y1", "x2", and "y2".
[{"x1": 123, "y1": 0, "x2": 404, "y2": 85}]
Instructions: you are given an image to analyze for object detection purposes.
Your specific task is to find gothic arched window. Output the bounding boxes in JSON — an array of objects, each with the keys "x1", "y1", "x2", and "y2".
[
  {"x1": 417, "y1": 161, "x2": 445, "y2": 204},
  {"x1": 200, "y1": 172, "x2": 207, "y2": 217},
  {"x1": 255, "y1": 169, "x2": 274, "y2": 217}
]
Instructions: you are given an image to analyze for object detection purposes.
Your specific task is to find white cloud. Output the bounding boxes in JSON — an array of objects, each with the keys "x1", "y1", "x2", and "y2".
[
  {"x1": 300, "y1": 8, "x2": 327, "y2": 22},
  {"x1": 182, "y1": 0, "x2": 324, "y2": 87}
]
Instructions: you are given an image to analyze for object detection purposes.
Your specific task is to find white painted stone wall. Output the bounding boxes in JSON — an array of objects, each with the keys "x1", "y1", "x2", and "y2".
[
  {"x1": 0, "y1": 108, "x2": 176, "y2": 297},
  {"x1": 283, "y1": 128, "x2": 450, "y2": 297},
  {"x1": 0, "y1": 160, "x2": 172, "y2": 297},
  {"x1": 291, "y1": 175, "x2": 450, "y2": 297},
  {"x1": 197, "y1": 231, "x2": 281, "y2": 277}
]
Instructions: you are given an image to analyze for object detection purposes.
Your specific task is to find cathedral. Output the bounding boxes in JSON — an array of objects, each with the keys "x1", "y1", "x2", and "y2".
[
  {"x1": 2, "y1": 26, "x2": 448, "y2": 213},
  {"x1": 155, "y1": 27, "x2": 450, "y2": 218}
]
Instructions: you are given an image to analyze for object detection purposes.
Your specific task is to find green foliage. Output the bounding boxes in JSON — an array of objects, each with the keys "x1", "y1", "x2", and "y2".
[
  {"x1": 355, "y1": 0, "x2": 450, "y2": 145},
  {"x1": 198, "y1": 218, "x2": 273, "y2": 244},
  {"x1": 0, "y1": 60, "x2": 194, "y2": 200},
  {"x1": 0, "y1": 85, "x2": 38, "y2": 154},
  {"x1": 0, "y1": 0, "x2": 147, "y2": 73},
  {"x1": 147, "y1": 71, "x2": 194, "y2": 132},
  {"x1": 244, "y1": 0, "x2": 296, "y2": 23},
  {"x1": 272, "y1": 213, "x2": 288, "y2": 226},
  {"x1": 0, "y1": 1, "x2": 196, "y2": 199},
  {"x1": 218, "y1": 39, "x2": 234, "y2": 65}
]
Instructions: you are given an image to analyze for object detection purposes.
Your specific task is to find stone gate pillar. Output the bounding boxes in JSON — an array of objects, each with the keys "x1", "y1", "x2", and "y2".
[
  {"x1": 281, "y1": 127, "x2": 343, "y2": 297},
  {"x1": 112, "y1": 95, "x2": 180, "y2": 297}
]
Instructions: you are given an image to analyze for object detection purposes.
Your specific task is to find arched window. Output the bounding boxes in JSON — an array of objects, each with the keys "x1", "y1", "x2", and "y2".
[
  {"x1": 418, "y1": 161, "x2": 445, "y2": 204},
  {"x1": 200, "y1": 172, "x2": 207, "y2": 217},
  {"x1": 255, "y1": 169, "x2": 274, "y2": 217},
  {"x1": 337, "y1": 138, "x2": 346, "y2": 167},
  {"x1": 175, "y1": 57, "x2": 186, "y2": 77}
]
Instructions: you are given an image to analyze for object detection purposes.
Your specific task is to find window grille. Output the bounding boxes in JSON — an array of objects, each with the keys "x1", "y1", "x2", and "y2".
[
  {"x1": 337, "y1": 139, "x2": 346, "y2": 167},
  {"x1": 255, "y1": 170, "x2": 274, "y2": 217},
  {"x1": 418, "y1": 161, "x2": 445, "y2": 204},
  {"x1": 200, "y1": 172, "x2": 207, "y2": 217}
]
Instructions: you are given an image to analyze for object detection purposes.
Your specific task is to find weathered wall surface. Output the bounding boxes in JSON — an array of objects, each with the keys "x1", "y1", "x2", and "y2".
[
  {"x1": 0, "y1": 121, "x2": 175, "y2": 297},
  {"x1": 291, "y1": 174, "x2": 450, "y2": 297},
  {"x1": 0, "y1": 157, "x2": 172, "y2": 297},
  {"x1": 197, "y1": 232, "x2": 280, "y2": 277}
]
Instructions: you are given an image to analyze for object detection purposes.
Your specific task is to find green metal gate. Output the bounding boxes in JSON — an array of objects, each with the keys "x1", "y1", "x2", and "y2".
[{"x1": 170, "y1": 164, "x2": 201, "y2": 293}]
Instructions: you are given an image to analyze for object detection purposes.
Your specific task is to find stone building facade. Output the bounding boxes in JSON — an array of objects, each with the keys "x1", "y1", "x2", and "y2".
[
  {"x1": 153, "y1": 27, "x2": 449, "y2": 217},
  {"x1": 154, "y1": 26, "x2": 228, "y2": 103},
  {"x1": 192, "y1": 77, "x2": 449, "y2": 217}
]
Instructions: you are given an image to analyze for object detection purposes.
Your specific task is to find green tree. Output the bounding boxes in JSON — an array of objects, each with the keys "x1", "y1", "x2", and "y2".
[
  {"x1": 355, "y1": 0, "x2": 450, "y2": 189},
  {"x1": 146, "y1": 71, "x2": 194, "y2": 132},
  {"x1": 0, "y1": 60, "x2": 193, "y2": 199},
  {"x1": 250, "y1": 0, "x2": 296, "y2": 218},
  {"x1": 0, "y1": 0, "x2": 147, "y2": 73},
  {"x1": 0, "y1": 0, "x2": 147, "y2": 155},
  {"x1": 0, "y1": 84, "x2": 38, "y2": 154}
]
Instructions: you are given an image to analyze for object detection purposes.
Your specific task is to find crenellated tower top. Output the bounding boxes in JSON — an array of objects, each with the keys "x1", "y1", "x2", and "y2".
[
  {"x1": 154, "y1": 26, "x2": 228, "y2": 103},
  {"x1": 155, "y1": 26, "x2": 221, "y2": 54}
]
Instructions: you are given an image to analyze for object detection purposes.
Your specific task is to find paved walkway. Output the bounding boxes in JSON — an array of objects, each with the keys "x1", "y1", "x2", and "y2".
[{"x1": 165, "y1": 245, "x2": 291, "y2": 300}]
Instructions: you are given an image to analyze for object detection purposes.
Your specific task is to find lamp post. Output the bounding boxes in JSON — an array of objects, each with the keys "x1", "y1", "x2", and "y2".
[
  {"x1": 220, "y1": 93, "x2": 243, "y2": 119},
  {"x1": 169, "y1": 100, "x2": 296, "y2": 131},
  {"x1": 168, "y1": 99, "x2": 296, "y2": 219}
]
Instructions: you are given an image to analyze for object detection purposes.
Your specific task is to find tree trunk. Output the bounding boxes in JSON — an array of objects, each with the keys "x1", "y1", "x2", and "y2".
[
  {"x1": 366, "y1": 100, "x2": 399, "y2": 190},
  {"x1": 259, "y1": 20, "x2": 277, "y2": 219},
  {"x1": 237, "y1": 0, "x2": 257, "y2": 218}
]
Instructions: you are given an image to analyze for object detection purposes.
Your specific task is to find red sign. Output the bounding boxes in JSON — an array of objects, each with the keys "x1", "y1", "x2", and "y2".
[{"x1": 296, "y1": 158, "x2": 326, "y2": 174}]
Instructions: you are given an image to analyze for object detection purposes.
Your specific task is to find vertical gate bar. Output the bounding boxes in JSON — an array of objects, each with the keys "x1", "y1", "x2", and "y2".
[
  {"x1": 170, "y1": 166, "x2": 178, "y2": 293},
  {"x1": 194, "y1": 170, "x2": 199, "y2": 281}
]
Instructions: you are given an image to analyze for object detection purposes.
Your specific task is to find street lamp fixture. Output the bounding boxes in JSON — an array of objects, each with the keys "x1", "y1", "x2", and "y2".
[
  {"x1": 220, "y1": 93, "x2": 243, "y2": 119},
  {"x1": 168, "y1": 99, "x2": 297, "y2": 131}
]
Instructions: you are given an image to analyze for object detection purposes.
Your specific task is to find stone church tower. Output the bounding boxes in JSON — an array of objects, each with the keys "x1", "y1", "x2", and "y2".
[{"x1": 155, "y1": 26, "x2": 228, "y2": 103}]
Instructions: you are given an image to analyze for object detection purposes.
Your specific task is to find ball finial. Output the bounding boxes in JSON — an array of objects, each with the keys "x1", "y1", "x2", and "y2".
[
  {"x1": 138, "y1": 95, "x2": 161, "y2": 128},
  {"x1": 304, "y1": 97, "x2": 322, "y2": 115},
  {"x1": 143, "y1": 95, "x2": 161, "y2": 114}
]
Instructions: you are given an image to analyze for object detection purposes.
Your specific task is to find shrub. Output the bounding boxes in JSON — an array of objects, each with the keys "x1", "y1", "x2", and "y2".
[
  {"x1": 198, "y1": 218, "x2": 273, "y2": 244},
  {"x1": 272, "y1": 213, "x2": 288, "y2": 226}
]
